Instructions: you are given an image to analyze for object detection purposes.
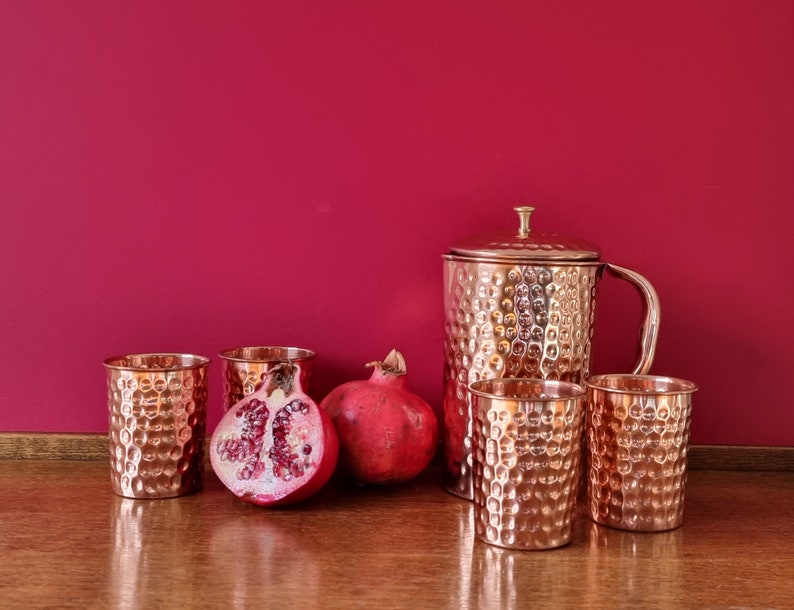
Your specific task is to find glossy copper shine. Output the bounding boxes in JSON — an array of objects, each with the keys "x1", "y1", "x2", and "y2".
[
  {"x1": 469, "y1": 378, "x2": 586, "y2": 550},
  {"x1": 442, "y1": 207, "x2": 661, "y2": 500},
  {"x1": 103, "y1": 353, "x2": 210, "y2": 499},
  {"x1": 218, "y1": 346, "x2": 315, "y2": 413},
  {"x1": 585, "y1": 374, "x2": 698, "y2": 531}
]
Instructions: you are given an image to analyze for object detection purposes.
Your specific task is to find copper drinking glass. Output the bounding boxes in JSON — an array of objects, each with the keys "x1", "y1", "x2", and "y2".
[
  {"x1": 469, "y1": 378, "x2": 586, "y2": 550},
  {"x1": 218, "y1": 346, "x2": 315, "y2": 413},
  {"x1": 104, "y1": 353, "x2": 210, "y2": 499},
  {"x1": 585, "y1": 374, "x2": 698, "y2": 532}
]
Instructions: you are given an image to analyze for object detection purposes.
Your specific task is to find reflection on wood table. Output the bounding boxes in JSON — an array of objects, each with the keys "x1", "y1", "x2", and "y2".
[{"x1": 1, "y1": 449, "x2": 792, "y2": 609}]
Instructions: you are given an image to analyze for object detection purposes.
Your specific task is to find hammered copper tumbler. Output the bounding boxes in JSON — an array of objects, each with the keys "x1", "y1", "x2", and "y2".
[
  {"x1": 469, "y1": 378, "x2": 586, "y2": 550},
  {"x1": 104, "y1": 353, "x2": 210, "y2": 499},
  {"x1": 218, "y1": 346, "x2": 315, "y2": 413},
  {"x1": 585, "y1": 374, "x2": 698, "y2": 531}
]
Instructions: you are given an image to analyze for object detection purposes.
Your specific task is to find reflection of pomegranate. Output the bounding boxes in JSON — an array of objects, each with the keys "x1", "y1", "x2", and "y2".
[
  {"x1": 320, "y1": 349, "x2": 439, "y2": 485},
  {"x1": 210, "y1": 363, "x2": 338, "y2": 506}
]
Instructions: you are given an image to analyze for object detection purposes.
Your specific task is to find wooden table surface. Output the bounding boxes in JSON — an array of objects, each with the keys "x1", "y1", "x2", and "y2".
[{"x1": 1, "y1": 457, "x2": 792, "y2": 609}]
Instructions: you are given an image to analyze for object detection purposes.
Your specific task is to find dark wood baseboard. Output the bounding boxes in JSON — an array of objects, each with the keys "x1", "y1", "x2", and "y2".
[
  {"x1": 0, "y1": 432, "x2": 792, "y2": 471},
  {"x1": 686, "y1": 444, "x2": 794, "y2": 472},
  {"x1": 0, "y1": 433, "x2": 221, "y2": 465},
  {"x1": 0, "y1": 433, "x2": 108, "y2": 461}
]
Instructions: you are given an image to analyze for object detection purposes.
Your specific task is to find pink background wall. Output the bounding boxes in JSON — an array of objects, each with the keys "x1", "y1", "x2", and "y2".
[{"x1": 2, "y1": 2, "x2": 792, "y2": 446}]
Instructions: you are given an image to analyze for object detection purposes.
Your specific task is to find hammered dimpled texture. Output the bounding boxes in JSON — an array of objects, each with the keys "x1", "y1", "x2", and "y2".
[
  {"x1": 470, "y1": 379, "x2": 585, "y2": 550},
  {"x1": 219, "y1": 347, "x2": 314, "y2": 413},
  {"x1": 105, "y1": 354, "x2": 209, "y2": 499},
  {"x1": 442, "y1": 258, "x2": 600, "y2": 498},
  {"x1": 586, "y1": 375, "x2": 696, "y2": 531}
]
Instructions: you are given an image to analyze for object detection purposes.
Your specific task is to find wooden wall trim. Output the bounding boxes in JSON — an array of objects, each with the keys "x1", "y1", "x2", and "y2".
[
  {"x1": 686, "y1": 444, "x2": 794, "y2": 472},
  {"x1": 0, "y1": 433, "x2": 792, "y2": 471},
  {"x1": 0, "y1": 433, "x2": 108, "y2": 461}
]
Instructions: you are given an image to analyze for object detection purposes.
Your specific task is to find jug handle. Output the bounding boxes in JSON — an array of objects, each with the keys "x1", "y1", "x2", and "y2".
[{"x1": 604, "y1": 263, "x2": 660, "y2": 374}]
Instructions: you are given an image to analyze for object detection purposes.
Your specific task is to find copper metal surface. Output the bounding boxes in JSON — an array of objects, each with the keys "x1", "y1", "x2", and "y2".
[
  {"x1": 103, "y1": 353, "x2": 210, "y2": 499},
  {"x1": 218, "y1": 346, "x2": 314, "y2": 413},
  {"x1": 585, "y1": 374, "x2": 698, "y2": 531},
  {"x1": 469, "y1": 378, "x2": 585, "y2": 550},
  {"x1": 449, "y1": 206, "x2": 601, "y2": 261},
  {"x1": 442, "y1": 207, "x2": 660, "y2": 500}
]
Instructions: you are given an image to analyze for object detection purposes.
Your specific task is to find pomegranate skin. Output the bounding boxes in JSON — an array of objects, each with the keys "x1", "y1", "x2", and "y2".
[
  {"x1": 320, "y1": 349, "x2": 439, "y2": 485},
  {"x1": 210, "y1": 364, "x2": 339, "y2": 507}
]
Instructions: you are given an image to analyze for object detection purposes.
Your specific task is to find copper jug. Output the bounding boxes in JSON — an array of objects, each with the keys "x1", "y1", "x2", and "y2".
[{"x1": 442, "y1": 206, "x2": 660, "y2": 499}]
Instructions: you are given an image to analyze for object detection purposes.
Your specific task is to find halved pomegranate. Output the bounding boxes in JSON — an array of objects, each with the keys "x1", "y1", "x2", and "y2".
[{"x1": 210, "y1": 363, "x2": 338, "y2": 506}]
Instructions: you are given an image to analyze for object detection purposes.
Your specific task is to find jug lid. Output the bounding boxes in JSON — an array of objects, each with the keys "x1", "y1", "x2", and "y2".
[{"x1": 448, "y1": 206, "x2": 601, "y2": 261}]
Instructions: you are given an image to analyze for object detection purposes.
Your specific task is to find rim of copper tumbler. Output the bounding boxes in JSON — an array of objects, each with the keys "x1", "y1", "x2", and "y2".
[
  {"x1": 218, "y1": 346, "x2": 316, "y2": 363},
  {"x1": 468, "y1": 377, "x2": 586, "y2": 400},
  {"x1": 585, "y1": 373, "x2": 698, "y2": 395},
  {"x1": 103, "y1": 353, "x2": 211, "y2": 371}
]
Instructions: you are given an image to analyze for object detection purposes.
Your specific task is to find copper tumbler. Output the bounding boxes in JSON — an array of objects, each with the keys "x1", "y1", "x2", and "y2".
[
  {"x1": 469, "y1": 378, "x2": 586, "y2": 550},
  {"x1": 104, "y1": 353, "x2": 210, "y2": 499},
  {"x1": 218, "y1": 346, "x2": 315, "y2": 413},
  {"x1": 585, "y1": 374, "x2": 698, "y2": 532}
]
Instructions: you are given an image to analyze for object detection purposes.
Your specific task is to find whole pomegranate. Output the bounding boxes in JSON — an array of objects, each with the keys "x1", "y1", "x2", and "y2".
[
  {"x1": 320, "y1": 349, "x2": 439, "y2": 485},
  {"x1": 210, "y1": 362, "x2": 339, "y2": 506}
]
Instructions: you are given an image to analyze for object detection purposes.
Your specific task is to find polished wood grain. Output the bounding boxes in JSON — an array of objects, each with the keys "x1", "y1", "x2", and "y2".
[{"x1": 1, "y1": 455, "x2": 793, "y2": 609}]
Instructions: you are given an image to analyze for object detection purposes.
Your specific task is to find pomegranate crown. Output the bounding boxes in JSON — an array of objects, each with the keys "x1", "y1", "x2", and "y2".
[
  {"x1": 365, "y1": 349, "x2": 406, "y2": 376},
  {"x1": 263, "y1": 361, "x2": 297, "y2": 395}
]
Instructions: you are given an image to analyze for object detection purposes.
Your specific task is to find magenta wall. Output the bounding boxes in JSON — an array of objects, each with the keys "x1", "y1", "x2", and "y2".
[{"x1": 2, "y1": 2, "x2": 792, "y2": 446}]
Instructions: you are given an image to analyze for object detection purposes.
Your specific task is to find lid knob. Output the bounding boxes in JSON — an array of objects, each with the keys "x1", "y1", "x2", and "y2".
[{"x1": 514, "y1": 206, "x2": 535, "y2": 238}]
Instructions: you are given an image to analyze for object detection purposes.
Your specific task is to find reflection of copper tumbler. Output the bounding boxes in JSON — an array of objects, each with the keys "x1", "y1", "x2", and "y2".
[
  {"x1": 218, "y1": 346, "x2": 315, "y2": 413},
  {"x1": 586, "y1": 374, "x2": 698, "y2": 531},
  {"x1": 104, "y1": 353, "x2": 210, "y2": 499},
  {"x1": 469, "y1": 378, "x2": 585, "y2": 550}
]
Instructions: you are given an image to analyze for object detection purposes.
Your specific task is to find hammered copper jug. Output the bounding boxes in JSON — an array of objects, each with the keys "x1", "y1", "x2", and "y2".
[{"x1": 442, "y1": 206, "x2": 660, "y2": 499}]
